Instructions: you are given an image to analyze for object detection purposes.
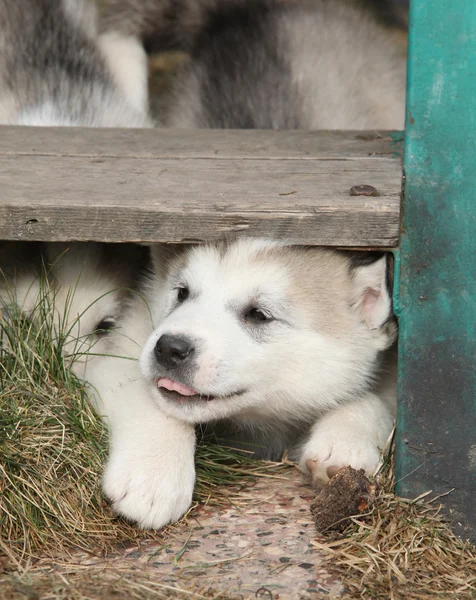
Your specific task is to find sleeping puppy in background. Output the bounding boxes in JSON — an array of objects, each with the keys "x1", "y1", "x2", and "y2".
[
  {"x1": 0, "y1": 242, "x2": 146, "y2": 374},
  {"x1": 82, "y1": 238, "x2": 397, "y2": 529},
  {"x1": 99, "y1": 0, "x2": 406, "y2": 129}
]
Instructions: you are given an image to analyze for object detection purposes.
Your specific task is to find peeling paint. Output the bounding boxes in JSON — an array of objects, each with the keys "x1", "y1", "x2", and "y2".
[{"x1": 469, "y1": 446, "x2": 476, "y2": 470}]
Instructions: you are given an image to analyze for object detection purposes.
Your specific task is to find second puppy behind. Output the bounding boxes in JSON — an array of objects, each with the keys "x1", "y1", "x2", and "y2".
[
  {"x1": 166, "y1": 0, "x2": 406, "y2": 129},
  {"x1": 100, "y1": 0, "x2": 406, "y2": 129}
]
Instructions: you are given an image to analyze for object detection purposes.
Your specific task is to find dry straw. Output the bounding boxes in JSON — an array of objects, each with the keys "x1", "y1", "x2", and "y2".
[{"x1": 312, "y1": 454, "x2": 476, "y2": 599}]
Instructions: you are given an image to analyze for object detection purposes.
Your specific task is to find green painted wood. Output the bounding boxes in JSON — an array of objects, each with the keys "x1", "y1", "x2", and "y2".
[{"x1": 395, "y1": 0, "x2": 476, "y2": 540}]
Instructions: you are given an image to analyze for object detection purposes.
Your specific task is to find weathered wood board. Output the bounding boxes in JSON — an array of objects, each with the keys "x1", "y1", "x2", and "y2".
[{"x1": 0, "y1": 127, "x2": 402, "y2": 246}]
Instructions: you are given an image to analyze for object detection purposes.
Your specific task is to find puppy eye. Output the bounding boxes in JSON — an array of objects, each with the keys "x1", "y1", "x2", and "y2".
[
  {"x1": 244, "y1": 307, "x2": 271, "y2": 323},
  {"x1": 95, "y1": 317, "x2": 116, "y2": 336},
  {"x1": 176, "y1": 286, "x2": 189, "y2": 303}
]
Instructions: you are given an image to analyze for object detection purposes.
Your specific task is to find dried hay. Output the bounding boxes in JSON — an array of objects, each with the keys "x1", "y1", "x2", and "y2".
[{"x1": 312, "y1": 453, "x2": 476, "y2": 599}]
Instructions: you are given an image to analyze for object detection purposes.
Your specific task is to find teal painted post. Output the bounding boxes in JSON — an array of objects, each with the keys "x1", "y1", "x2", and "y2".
[{"x1": 395, "y1": 0, "x2": 476, "y2": 540}]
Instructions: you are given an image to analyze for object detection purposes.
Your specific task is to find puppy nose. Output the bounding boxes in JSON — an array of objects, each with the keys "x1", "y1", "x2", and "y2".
[{"x1": 154, "y1": 334, "x2": 195, "y2": 369}]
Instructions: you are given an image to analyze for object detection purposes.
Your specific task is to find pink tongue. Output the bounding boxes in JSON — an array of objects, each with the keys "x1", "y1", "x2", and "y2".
[{"x1": 157, "y1": 377, "x2": 198, "y2": 397}]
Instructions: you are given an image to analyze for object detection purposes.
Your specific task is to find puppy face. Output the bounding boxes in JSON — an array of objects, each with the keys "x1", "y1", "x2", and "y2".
[{"x1": 140, "y1": 239, "x2": 396, "y2": 426}]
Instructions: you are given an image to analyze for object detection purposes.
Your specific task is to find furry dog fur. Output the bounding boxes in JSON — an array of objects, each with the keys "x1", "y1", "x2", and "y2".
[
  {"x1": 0, "y1": 0, "x2": 151, "y2": 125},
  {"x1": 100, "y1": 0, "x2": 406, "y2": 129},
  {"x1": 79, "y1": 239, "x2": 397, "y2": 528},
  {"x1": 166, "y1": 0, "x2": 406, "y2": 129}
]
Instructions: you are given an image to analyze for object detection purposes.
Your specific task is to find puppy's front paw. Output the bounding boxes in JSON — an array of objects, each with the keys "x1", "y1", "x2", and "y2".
[
  {"x1": 301, "y1": 430, "x2": 382, "y2": 484},
  {"x1": 103, "y1": 441, "x2": 196, "y2": 529},
  {"x1": 299, "y1": 397, "x2": 393, "y2": 484}
]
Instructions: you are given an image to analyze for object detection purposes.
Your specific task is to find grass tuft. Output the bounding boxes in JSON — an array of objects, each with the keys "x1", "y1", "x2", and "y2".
[{"x1": 0, "y1": 289, "x2": 136, "y2": 562}]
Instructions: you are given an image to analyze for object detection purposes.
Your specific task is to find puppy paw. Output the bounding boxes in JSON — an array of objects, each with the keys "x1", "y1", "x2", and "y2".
[
  {"x1": 299, "y1": 396, "x2": 392, "y2": 484},
  {"x1": 103, "y1": 436, "x2": 196, "y2": 529},
  {"x1": 302, "y1": 434, "x2": 381, "y2": 483}
]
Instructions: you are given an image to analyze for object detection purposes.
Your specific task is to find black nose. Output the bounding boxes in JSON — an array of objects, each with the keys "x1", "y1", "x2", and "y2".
[{"x1": 154, "y1": 334, "x2": 195, "y2": 369}]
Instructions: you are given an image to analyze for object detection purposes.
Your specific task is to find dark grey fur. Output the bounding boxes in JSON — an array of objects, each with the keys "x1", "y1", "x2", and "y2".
[
  {"x1": 0, "y1": 0, "x2": 151, "y2": 126},
  {"x1": 100, "y1": 0, "x2": 409, "y2": 52},
  {"x1": 165, "y1": 0, "x2": 406, "y2": 129}
]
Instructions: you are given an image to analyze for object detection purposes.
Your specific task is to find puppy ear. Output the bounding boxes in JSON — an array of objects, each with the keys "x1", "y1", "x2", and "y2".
[{"x1": 350, "y1": 253, "x2": 393, "y2": 331}]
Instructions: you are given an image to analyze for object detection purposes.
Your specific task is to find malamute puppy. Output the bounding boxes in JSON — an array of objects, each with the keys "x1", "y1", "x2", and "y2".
[
  {"x1": 0, "y1": 242, "x2": 145, "y2": 374},
  {"x1": 166, "y1": 0, "x2": 406, "y2": 129},
  {"x1": 102, "y1": 0, "x2": 406, "y2": 129},
  {"x1": 85, "y1": 238, "x2": 397, "y2": 529}
]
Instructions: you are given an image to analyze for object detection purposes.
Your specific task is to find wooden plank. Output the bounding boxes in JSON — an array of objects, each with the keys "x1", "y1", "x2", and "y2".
[
  {"x1": 395, "y1": 0, "x2": 476, "y2": 541},
  {"x1": 0, "y1": 128, "x2": 402, "y2": 246},
  {"x1": 0, "y1": 126, "x2": 403, "y2": 160}
]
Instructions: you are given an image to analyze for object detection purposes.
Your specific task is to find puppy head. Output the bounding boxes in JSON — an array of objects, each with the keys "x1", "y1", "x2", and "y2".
[
  {"x1": 140, "y1": 238, "x2": 396, "y2": 426},
  {"x1": 43, "y1": 244, "x2": 128, "y2": 365},
  {"x1": 1, "y1": 242, "x2": 143, "y2": 372}
]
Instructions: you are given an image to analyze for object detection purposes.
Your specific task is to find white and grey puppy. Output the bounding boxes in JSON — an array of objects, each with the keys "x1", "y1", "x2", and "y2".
[
  {"x1": 0, "y1": 0, "x2": 151, "y2": 125},
  {"x1": 166, "y1": 0, "x2": 406, "y2": 129},
  {"x1": 84, "y1": 238, "x2": 397, "y2": 529},
  {"x1": 100, "y1": 0, "x2": 406, "y2": 128}
]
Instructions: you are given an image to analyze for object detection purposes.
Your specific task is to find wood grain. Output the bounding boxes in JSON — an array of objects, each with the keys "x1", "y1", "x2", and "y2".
[{"x1": 0, "y1": 127, "x2": 403, "y2": 246}]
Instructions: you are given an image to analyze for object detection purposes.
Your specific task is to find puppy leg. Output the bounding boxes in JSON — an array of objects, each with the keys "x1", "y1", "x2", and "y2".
[
  {"x1": 299, "y1": 393, "x2": 394, "y2": 484},
  {"x1": 97, "y1": 32, "x2": 149, "y2": 113},
  {"x1": 85, "y1": 356, "x2": 196, "y2": 529}
]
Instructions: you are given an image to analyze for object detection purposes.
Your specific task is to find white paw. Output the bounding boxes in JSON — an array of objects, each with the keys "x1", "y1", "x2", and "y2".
[
  {"x1": 103, "y1": 436, "x2": 196, "y2": 529},
  {"x1": 301, "y1": 428, "x2": 382, "y2": 483},
  {"x1": 299, "y1": 396, "x2": 393, "y2": 483}
]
